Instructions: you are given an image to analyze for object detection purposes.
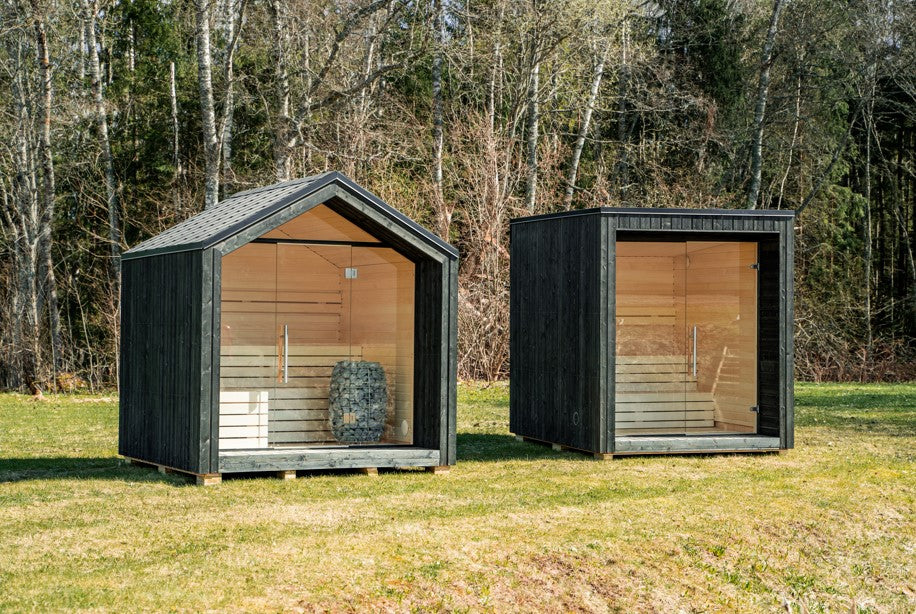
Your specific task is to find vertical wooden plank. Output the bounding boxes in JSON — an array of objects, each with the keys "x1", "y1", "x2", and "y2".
[
  {"x1": 778, "y1": 223, "x2": 787, "y2": 447},
  {"x1": 782, "y1": 217, "x2": 795, "y2": 448},
  {"x1": 210, "y1": 250, "x2": 222, "y2": 471},
  {"x1": 604, "y1": 214, "x2": 616, "y2": 454},
  {"x1": 509, "y1": 222, "x2": 521, "y2": 436},
  {"x1": 446, "y1": 256, "x2": 459, "y2": 464}
]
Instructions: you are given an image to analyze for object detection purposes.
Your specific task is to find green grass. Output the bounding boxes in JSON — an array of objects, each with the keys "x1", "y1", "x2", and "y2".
[{"x1": 1, "y1": 382, "x2": 913, "y2": 612}]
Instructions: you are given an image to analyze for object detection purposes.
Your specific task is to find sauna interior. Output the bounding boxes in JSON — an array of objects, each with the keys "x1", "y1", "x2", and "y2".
[
  {"x1": 218, "y1": 204, "x2": 415, "y2": 449},
  {"x1": 615, "y1": 241, "x2": 758, "y2": 435}
]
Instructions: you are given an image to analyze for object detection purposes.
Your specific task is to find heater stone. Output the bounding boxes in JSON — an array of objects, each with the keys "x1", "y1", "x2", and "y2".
[{"x1": 329, "y1": 361, "x2": 388, "y2": 443}]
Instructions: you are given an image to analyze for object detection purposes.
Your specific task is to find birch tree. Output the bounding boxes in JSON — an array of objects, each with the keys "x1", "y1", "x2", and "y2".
[
  {"x1": 564, "y1": 41, "x2": 609, "y2": 210},
  {"x1": 195, "y1": 0, "x2": 221, "y2": 208},
  {"x1": 84, "y1": 0, "x2": 121, "y2": 288},
  {"x1": 746, "y1": 0, "x2": 786, "y2": 209},
  {"x1": 32, "y1": 2, "x2": 63, "y2": 374}
]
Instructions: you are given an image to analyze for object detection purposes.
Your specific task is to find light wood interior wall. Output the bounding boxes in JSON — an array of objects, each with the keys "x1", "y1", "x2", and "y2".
[
  {"x1": 615, "y1": 242, "x2": 684, "y2": 358},
  {"x1": 218, "y1": 204, "x2": 415, "y2": 449}
]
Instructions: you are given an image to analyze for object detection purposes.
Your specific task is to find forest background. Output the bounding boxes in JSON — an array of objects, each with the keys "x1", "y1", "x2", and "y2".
[{"x1": 1, "y1": 0, "x2": 914, "y2": 391}]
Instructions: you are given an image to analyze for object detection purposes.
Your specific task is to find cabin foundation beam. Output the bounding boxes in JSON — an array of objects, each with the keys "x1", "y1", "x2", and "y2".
[
  {"x1": 276, "y1": 470, "x2": 297, "y2": 480},
  {"x1": 124, "y1": 456, "x2": 222, "y2": 486}
]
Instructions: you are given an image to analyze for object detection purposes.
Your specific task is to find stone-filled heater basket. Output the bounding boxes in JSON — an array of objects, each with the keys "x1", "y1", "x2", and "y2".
[{"x1": 328, "y1": 360, "x2": 388, "y2": 443}]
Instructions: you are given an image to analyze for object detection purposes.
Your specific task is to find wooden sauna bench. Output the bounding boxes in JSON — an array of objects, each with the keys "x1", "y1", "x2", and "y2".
[{"x1": 218, "y1": 343, "x2": 409, "y2": 449}]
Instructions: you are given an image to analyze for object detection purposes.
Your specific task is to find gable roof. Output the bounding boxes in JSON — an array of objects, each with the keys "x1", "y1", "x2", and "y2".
[{"x1": 123, "y1": 172, "x2": 456, "y2": 260}]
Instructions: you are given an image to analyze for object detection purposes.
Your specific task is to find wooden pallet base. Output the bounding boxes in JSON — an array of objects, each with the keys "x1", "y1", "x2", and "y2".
[
  {"x1": 126, "y1": 457, "x2": 222, "y2": 486},
  {"x1": 516, "y1": 436, "x2": 607, "y2": 460},
  {"x1": 126, "y1": 456, "x2": 448, "y2": 483}
]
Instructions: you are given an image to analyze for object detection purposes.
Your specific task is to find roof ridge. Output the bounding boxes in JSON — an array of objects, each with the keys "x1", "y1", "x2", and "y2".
[{"x1": 221, "y1": 174, "x2": 327, "y2": 201}]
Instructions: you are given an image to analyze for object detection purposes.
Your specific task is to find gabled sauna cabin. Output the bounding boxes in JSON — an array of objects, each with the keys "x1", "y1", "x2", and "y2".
[
  {"x1": 119, "y1": 172, "x2": 458, "y2": 484},
  {"x1": 509, "y1": 207, "x2": 795, "y2": 457}
]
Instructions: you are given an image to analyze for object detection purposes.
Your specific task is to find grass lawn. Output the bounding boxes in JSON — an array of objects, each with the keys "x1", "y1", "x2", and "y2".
[{"x1": 1, "y1": 382, "x2": 914, "y2": 612}]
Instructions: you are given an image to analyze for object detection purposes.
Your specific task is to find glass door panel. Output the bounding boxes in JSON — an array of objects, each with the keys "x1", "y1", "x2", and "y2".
[
  {"x1": 219, "y1": 243, "x2": 277, "y2": 450},
  {"x1": 274, "y1": 243, "x2": 351, "y2": 446},
  {"x1": 615, "y1": 242, "x2": 688, "y2": 435},
  {"x1": 684, "y1": 242, "x2": 758, "y2": 434},
  {"x1": 349, "y1": 247, "x2": 415, "y2": 445}
]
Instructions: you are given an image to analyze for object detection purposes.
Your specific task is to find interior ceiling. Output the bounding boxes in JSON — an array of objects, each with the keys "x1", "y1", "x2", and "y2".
[
  {"x1": 261, "y1": 203, "x2": 409, "y2": 269},
  {"x1": 260, "y1": 203, "x2": 380, "y2": 243}
]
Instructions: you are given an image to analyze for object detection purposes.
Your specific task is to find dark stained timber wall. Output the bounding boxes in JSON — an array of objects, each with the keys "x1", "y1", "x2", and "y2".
[
  {"x1": 510, "y1": 213, "x2": 606, "y2": 452},
  {"x1": 119, "y1": 250, "x2": 205, "y2": 473},
  {"x1": 411, "y1": 257, "x2": 458, "y2": 465}
]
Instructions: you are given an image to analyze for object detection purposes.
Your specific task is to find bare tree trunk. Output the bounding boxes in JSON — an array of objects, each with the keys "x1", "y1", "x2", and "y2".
[
  {"x1": 78, "y1": 12, "x2": 86, "y2": 82},
  {"x1": 863, "y1": 86, "x2": 875, "y2": 369},
  {"x1": 431, "y1": 0, "x2": 449, "y2": 237},
  {"x1": 746, "y1": 0, "x2": 786, "y2": 209},
  {"x1": 33, "y1": 8, "x2": 63, "y2": 376},
  {"x1": 9, "y1": 38, "x2": 42, "y2": 390},
  {"x1": 524, "y1": 58, "x2": 539, "y2": 212},
  {"x1": 85, "y1": 0, "x2": 121, "y2": 290},
  {"x1": 777, "y1": 71, "x2": 802, "y2": 209},
  {"x1": 194, "y1": 0, "x2": 221, "y2": 207},
  {"x1": 616, "y1": 18, "x2": 630, "y2": 200},
  {"x1": 564, "y1": 42, "x2": 608, "y2": 210},
  {"x1": 220, "y1": 0, "x2": 243, "y2": 196},
  {"x1": 268, "y1": 0, "x2": 294, "y2": 182},
  {"x1": 170, "y1": 61, "x2": 182, "y2": 210},
  {"x1": 891, "y1": 196, "x2": 916, "y2": 335}
]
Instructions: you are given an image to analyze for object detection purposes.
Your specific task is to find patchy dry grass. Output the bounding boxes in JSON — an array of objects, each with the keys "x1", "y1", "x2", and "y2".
[{"x1": 0, "y1": 382, "x2": 914, "y2": 612}]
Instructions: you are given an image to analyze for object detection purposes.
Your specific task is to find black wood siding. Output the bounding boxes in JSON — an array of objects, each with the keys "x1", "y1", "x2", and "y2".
[
  {"x1": 119, "y1": 251, "x2": 205, "y2": 473},
  {"x1": 510, "y1": 212, "x2": 605, "y2": 452},
  {"x1": 411, "y1": 256, "x2": 458, "y2": 465},
  {"x1": 757, "y1": 239, "x2": 781, "y2": 438}
]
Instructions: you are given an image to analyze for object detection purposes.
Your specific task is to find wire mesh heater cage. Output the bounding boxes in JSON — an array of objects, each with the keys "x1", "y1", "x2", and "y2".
[{"x1": 328, "y1": 360, "x2": 388, "y2": 443}]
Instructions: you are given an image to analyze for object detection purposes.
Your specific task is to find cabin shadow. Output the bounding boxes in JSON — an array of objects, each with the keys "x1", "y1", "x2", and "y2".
[
  {"x1": 456, "y1": 432, "x2": 594, "y2": 462},
  {"x1": 0, "y1": 457, "x2": 188, "y2": 485}
]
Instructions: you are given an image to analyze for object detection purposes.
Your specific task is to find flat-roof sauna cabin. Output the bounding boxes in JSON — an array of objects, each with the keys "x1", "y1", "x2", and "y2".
[
  {"x1": 119, "y1": 173, "x2": 458, "y2": 484},
  {"x1": 509, "y1": 207, "x2": 794, "y2": 457}
]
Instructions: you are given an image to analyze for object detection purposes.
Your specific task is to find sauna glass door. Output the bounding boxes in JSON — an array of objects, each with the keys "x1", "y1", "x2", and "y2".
[
  {"x1": 273, "y1": 243, "x2": 353, "y2": 446},
  {"x1": 684, "y1": 242, "x2": 758, "y2": 434},
  {"x1": 615, "y1": 242, "x2": 689, "y2": 435},
  {"x1": 615, "y1": 240, "x2": 758, "y2": 435},
  {"x1": 219, "y1": 243, "x2": 278, "y2": 450}
]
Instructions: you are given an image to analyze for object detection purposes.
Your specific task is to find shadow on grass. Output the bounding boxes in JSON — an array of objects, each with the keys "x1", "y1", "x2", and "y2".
[
  {"x1": 457, "y1": 432, "x2": 593, "y2": 462},
  {"x1": 796, "y1": 388, "x2": 916, "y2": 435},
  {"x1": 0, "y1": 457, "x2": 185, "y2": 485}
]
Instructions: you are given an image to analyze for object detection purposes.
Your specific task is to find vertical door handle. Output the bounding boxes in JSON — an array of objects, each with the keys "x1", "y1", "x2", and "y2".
[
  {"x1": 692, "y1": 326, "x2": 697, "y2": 377},
  {"x1": 283, "y1": 324, "x2": 289, "y2": 383}
]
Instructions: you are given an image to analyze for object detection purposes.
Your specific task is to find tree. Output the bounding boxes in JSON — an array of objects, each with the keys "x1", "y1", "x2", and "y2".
[
  {"x1": 746, "y1": 0, "x2": 786, "y2": 209},
  {"x1": 194, "y1": 0, "x2": 221, "y2": 208}
]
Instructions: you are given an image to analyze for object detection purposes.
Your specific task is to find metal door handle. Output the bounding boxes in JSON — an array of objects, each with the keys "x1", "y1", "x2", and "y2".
[
  {"x1": 692, "y1": 326, "x2": 697, "y2": 377},
  {"x1": 283, "y1": 324, "x2": 289, "y2": 383}
]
